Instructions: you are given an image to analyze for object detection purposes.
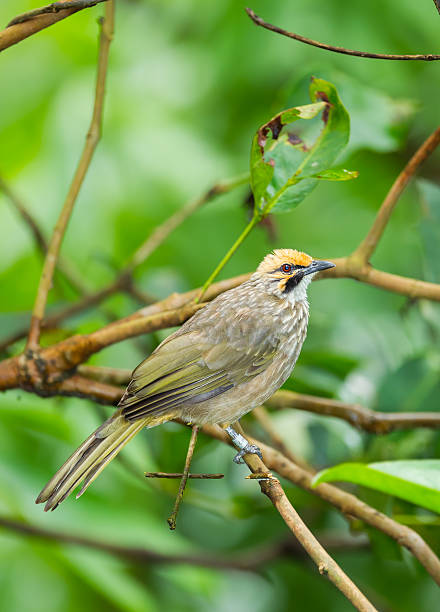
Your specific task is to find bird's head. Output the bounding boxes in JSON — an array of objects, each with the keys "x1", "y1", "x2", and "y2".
[{"x1": 255, "y1": 248, "x2": 335, "y2": 302}]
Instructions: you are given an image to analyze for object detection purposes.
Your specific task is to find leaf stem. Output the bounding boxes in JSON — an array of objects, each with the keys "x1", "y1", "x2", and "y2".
[{"x1": 196, "y1": 213, "x2": 260, "y2": 302}]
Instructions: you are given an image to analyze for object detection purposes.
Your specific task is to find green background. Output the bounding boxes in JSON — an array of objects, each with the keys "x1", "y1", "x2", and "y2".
[{"x1": 1, "y1": 1, "x2": 440, "y2": 610}]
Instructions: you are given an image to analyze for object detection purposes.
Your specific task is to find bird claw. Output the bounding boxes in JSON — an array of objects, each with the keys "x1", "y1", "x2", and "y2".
[{"x1": 233, "y1": 444, "x2": 263, "y2": 464}]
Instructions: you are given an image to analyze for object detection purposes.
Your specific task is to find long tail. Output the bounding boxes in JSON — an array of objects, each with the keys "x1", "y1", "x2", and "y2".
[{"x1": 36, "y1": 412, "x2": 150, "y2": 511}]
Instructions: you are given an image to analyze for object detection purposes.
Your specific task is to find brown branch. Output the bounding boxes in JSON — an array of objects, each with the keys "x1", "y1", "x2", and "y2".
[
  {"x1": 230, "y1": 424, "x2": 377, "y2": 611},
  {"x1": 0, "y1": 175, "x2": 247, "y2": 353},
  {"x1": 1, "y1": 1, "x2": 438, "y2": 597},
  {"x1": 124, "y1": 173, "x2": 249, "y2": 274},
  {"x1": 40, "y1": 259, "x2": 440, "y2": 366},
  {"x1": 6, "y1": 367, "x2": 437, "y2": 587},
  {"x1": 0, "y1": 0, "x2": 106, "y2": 52},
  {"x1": 0, "y1": 280, "x2": 134, "y2": 354},
  {"x1": 320, "y1": 257, "x2": 440, "y2": 302},
  {"x1": 45, "y1": 174, "x2": 248, "y2": 318},
  {"x1": 4, "y1": 255, "x2": 440, "y2": 356},
  {"x1": 11, "y1": 358, "x2": 440, "y2": 436},
  {"x1": 266, "y1": 390, "x2": 440, "y2": 433},
  {"x1": 79, "y1": 175, "x2": 248, "y2": 306},
  {"x1": 49, "y1": 271, "x2": 250, "y2": 364},
  {"x1": 433, "y1": 0, "x2": 440, "y2": 16},
  {"x1": 201, "y1": 425, "x2": 440, "y2": 586},
  {"x1": 78, "y1": 365, "x2": 131, "y2": 386},
  {"x1": 26, "y1": 2, "x2": 114, "y2": 349},
  {"x1": 53, "y1": 374, "x2": 122, "y2": 404},
  {"x1": 5, "y1": 116, "x2": 440, "y2": 355},
  {"x1": 245, "y1": 8, "x2": 440, "y2": 61},
  {"x1": 1, "y1": 273, "x2": 439, "y2": 394},
  {"x1": 3, "y1": 366, "x2": 437, "y2": 587},
  {"x1": 43, "y1": 370, "x2": 440, "y2": 436},
  {"x1": 0, "y1": 515, "x2": 366, "y2": 571},
  {"x1": 0, "y1": 278, "x2": 252, "y2": 389},
  {"x1": 354, "y1": 127, "x2": 440, "y2": 262},
  {"x1": 7, "y1": 1, "x2": 107, "y2": 27},
  {"x1": 145, "y1": 472, "x2": 224, "y2": 479}
]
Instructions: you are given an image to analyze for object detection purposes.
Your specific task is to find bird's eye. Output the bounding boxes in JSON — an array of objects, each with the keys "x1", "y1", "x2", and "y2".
[{"x1": 281, "y1": 263, "x2": 292, "y2": 274}]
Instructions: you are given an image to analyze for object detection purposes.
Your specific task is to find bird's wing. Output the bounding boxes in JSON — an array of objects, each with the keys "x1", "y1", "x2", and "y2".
[{"x1": 119, "y1": 309, "x2": 280, "y2": 422}]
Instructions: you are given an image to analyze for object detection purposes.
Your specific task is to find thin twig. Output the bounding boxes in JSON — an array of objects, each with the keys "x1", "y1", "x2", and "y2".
[
  {"x1": 145, "y1": 472, "x2": 224, "y2": 479},
  {"x1": 0, "y1": 175, "x2": 47, "y2": 252},
  {"x1": 26, "y1": 1, "x2": 114, "y2": 349},
  {"x1": 0, "y1": 0, "x2": 105, "y2": 52},
  {"x1": 39, "y1": 368, "x2": 440, "y2": 435},
  {"x1": 5, "y1": 119, "x2": 440, "y2": 355},
  {"x1": 231, "y1": 423, "x2": 377, "y2": 612},
  {"x1": 355, "y1": 126, "x2": 440, "y2": 262},
  {"x1": 0, "y1": 175, "x2": 247, "y2": 353},
  {"x1": 0, "y1": 515, "x2": 366, "y2": 571},
  {"x1": 5, "y1": 366, "x2": 439, "y2": 586},
  {"x1": 202, "y1": 424, "x2": 440, "y2": 586},
  {"x1": 266, "y1": 390, "x2": 440, "y2": 433},
  {"x1": 433, "y1": 0, "x2": 440, "y2": 16},
  {"x1": 0, "y1": 173, "x2": 88, "y2": 295},
  {"x1": 4, "y1": 256, "x2": 440, "y2": 388},
  {"x1": 246, "y1": 8, "x2": 440, "y2": 61},
  {"x1": 54, "y1": 173, "x2": 248, "y2": 313},
  {"x1": 123, "y1": 283, "x2": 156, "y2": 305},
  {"x1": 126, "y1": 173, "x2": 249, "y2": 274},
  {"x1": 167, "y1": 425, "x2": 199, "y2": 530},
  {"x1": 7, "y1": 1, "x2": 107, "y2": 27},
  {"x1": 253, "y1": 405, "x2": 312, "y2": 470},
  {"x1": 320, "y1": 257, "x2": 440, "y2": 301}
]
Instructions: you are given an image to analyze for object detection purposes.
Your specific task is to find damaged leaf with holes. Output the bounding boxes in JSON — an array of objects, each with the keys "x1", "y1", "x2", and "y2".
[{"x1": 250, "y1": 78, "x2": 356, "y2": 216}]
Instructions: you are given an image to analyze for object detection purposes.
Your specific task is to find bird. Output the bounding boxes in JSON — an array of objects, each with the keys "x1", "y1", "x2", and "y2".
[{"x1": 36, "y1": 249, "x2": 335, "y2": 511}]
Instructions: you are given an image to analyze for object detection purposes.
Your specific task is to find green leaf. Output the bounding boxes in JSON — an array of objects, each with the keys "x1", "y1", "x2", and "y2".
[
  {"x1": 279, "y1": 71, "x2": 416, "y2": 156},
  {"x1": 250, "y1": 101, "x2": 325, "y2": 211},
  {"x1": 313, "y1": 460, "x2": 440, "y2": 514},
  {"x1": 250, "y1": 77, "x2": 351, "y2": 216},
  {"x1": 311, "y1": 168, "x2": 359, "y2": 181}
]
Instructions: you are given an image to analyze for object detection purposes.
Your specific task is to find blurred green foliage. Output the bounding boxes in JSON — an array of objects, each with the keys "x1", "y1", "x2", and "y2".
[{"x1": 1, "y1": 1, "x2": 440, "y2": 611}]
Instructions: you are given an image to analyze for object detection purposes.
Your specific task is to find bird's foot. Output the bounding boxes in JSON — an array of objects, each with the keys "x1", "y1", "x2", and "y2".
[
  {"x1": 233, "y1": 444, "x2": 263, "y2": 464},
  {"x1": 225, "y1": 426, "x2": 263, "y2": 464}
]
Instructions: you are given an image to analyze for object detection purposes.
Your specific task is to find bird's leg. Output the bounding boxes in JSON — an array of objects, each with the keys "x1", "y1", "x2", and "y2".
[{"x1": 225, "y1": 426, "x2": 263, "y2": 464}]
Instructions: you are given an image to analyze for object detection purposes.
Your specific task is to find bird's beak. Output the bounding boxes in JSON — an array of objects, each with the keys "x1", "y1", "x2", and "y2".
[{"x1": 303, "y1": 259, "x2": 336, "y2": 276}]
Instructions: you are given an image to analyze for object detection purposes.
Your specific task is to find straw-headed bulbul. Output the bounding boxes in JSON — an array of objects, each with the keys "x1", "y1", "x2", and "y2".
[{"x1": 36, "y1": 249, "x2": 335, "y2": 511}]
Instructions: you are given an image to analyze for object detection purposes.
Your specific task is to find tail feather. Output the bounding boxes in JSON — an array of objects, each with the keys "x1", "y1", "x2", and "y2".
[
  {"x1": 75, "y1": 421, "x2": 146, "y2": 499},
  {"x1": 36, "y1": 414, "x2": 149, "y2": 511},
  {"x1": 35, "y1": 429, "x2": 100, "y2": 504}
]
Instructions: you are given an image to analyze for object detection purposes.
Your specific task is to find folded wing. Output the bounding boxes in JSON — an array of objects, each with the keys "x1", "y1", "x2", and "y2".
[{"x1": 120, "y1": 310, "x2": 280, "y2": 423}]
